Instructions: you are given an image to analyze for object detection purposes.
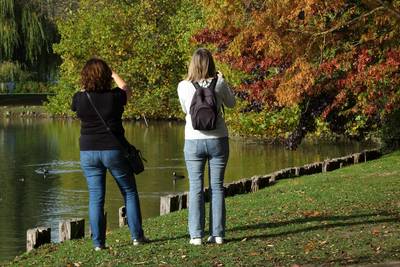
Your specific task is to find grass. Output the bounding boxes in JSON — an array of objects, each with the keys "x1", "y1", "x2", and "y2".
[{"x1": 3, "y1": 151, "x2": 400, "y2": 266}]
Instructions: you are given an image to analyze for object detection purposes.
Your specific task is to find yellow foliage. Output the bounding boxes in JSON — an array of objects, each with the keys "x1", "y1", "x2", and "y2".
[{"x1": 276, "y1": 57, "x2": 316, "y2": 106}]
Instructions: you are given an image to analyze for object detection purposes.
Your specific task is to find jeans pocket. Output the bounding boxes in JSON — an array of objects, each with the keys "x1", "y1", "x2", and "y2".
[
  {"x1": 208, "y1": 138, "x2": 229, "y2": 157},
  {"x1": 184, "y1": 140, "x2": 200, "y2": 159},
  {"x1": 80, "y1": 151, "x2": 95, "y2": 168}
]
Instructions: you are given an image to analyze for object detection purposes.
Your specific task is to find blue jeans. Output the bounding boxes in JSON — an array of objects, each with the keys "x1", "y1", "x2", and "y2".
[
  {"x1": 184, "y1": 137, "x2": 229, "y2": 238},
  {"x1": 80, "y1": 150, "x2": 144, "y2": 247}
]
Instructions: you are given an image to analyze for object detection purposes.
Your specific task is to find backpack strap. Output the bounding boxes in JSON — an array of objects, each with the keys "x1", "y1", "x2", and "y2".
[
  {"x1": 192, "y1": 77, "x2": 224, "y2": 116},
  {"x1": 192, "y1": 76, "x2": 218, "y2": 91}
]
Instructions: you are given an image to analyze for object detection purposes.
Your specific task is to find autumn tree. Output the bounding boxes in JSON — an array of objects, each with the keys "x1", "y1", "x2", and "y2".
[{"x1": 193, "y1": 0, "x2": 400, "y2": 148}]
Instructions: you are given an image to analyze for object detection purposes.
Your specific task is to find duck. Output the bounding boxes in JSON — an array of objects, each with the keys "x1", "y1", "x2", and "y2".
[
  {"x1": 172, "y1": 171, "x2": 185, "y2": 180},
  {"x1": 38, "y1": 167, "x2": 49, "y2": 178}
]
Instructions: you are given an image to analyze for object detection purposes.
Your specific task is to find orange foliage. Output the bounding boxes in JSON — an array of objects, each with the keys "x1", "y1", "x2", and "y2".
[{"x1": 194, "y1": 0, "x2": 400, "y2": 145}]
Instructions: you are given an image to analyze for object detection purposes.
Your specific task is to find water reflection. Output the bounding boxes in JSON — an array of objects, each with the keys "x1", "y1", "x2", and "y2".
[{"x1": 0, "y1": 118, "x2": 376, "y2": 262}]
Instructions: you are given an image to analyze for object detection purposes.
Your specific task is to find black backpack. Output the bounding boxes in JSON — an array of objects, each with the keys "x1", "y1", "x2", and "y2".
[{"x1": 190, "y1": 77, "x2": 218, "y2": 130}]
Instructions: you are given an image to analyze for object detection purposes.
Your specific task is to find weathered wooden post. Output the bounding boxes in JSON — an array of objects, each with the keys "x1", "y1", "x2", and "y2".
[
  {"x1": 353, "y1": 152, "x2": 363, "y2": 163},
  {"x1": 119, "y1": 206, "x2": 128, "y2": 227},
  {"x1": 26, "y1": 227, "x2": 51, "y2": 252},
  {"x1": 160, "y1": 193, "x2": 188, "y2": 215},
  {"x1": 160, "y1": 195, "x2": 173, "y2": 215},
  {"x1": 250, "y1": 176, "x2": 260, "y2": 192},
  {"x1": 322, "y1": 159, "x2": 341, "y2": 172},
  {"x1": 59, "y1": 218, "x2": 85, "y2": 242}
]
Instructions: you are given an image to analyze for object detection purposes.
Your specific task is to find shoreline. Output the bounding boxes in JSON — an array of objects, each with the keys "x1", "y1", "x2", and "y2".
[{"x1": 0, "y1": 105, "x2": 380, "y2": 146}]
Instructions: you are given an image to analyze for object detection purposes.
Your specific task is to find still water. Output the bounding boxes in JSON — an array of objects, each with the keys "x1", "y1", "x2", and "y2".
[{"x1": 0, "y1": 118, "x2": 376, "y2": 262}]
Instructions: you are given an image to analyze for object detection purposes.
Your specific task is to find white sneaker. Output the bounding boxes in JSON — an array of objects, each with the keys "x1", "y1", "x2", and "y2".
[
  {"x1": 189, "y1": 238, "x2": 202, "y2": 245},
  {"x1": 94, "y1": 246, "x2": 104, "y2": 251},
  {"x1": 207, "y1": 236, "x2": 224, "y2": 244},
  {"x1": 133, "y1": 236, "x2": 149, "y2": 246}
]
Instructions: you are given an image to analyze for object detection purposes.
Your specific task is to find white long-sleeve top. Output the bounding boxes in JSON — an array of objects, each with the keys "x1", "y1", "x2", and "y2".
[{"x1": 177, "y1": 75, "x2": 236, "y2": 139}]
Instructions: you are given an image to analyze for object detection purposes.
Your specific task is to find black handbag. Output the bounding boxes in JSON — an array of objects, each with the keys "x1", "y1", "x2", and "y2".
[
  {"x1": 85, "y1": 92, "x2": 145, "y2": 174},
  {"x1": 126, "y1": 144, "x2": 145, "y2": 174}
]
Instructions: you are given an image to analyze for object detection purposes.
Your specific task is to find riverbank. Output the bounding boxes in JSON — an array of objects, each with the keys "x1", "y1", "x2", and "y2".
[
  {"x1": 0, "y1": 106, "x2": 49, "y2": 118},
  {"x1": 3, "y1": 150, "x2": 399, "y2": 266}
]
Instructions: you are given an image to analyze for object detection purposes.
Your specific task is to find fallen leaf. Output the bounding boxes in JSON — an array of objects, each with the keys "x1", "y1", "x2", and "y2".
[
  {"x1": 304, "y1": 241, "x2": 316, "y2": 254},
  {"x1": 371, "y1": 228, "x2": 380, "y2": 236},
  {"x1": 319, "y1": 240, "x2": 328, "y2": 245},
  {"x1": 303, "y1": 210, "x2": 321, "y2": 218}
]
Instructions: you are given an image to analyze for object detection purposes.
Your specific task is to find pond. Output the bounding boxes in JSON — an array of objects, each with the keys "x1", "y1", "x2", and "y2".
[{"x1": 0, "y1": 118, "x2": 376, "y2": 262}]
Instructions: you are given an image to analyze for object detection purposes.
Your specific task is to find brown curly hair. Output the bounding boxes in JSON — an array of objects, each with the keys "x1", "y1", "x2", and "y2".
[{"x1": 81, "y1": 58, "x2": 112, "y2": 91}]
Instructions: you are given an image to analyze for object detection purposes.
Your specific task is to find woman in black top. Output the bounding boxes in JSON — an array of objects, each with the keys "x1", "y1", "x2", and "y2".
[{"x1": 71, "y1": 58, "x2": 146, "y2": 250}]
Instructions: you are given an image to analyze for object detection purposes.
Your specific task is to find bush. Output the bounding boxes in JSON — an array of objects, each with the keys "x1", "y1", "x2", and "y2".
[{"x1": 49, "y1": 0, "x2": 203, "y2": 119}]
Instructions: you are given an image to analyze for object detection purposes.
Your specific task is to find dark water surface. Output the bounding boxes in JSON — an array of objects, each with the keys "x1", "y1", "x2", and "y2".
[{"x1": 0, "y1": 118, "x2": 376, "y2": 262}]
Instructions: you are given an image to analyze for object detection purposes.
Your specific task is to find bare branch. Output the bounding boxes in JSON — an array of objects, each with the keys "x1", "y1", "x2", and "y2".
[
  {"x1": 313, "y1": 6, "x2": 385, "y2": 37},
  {"x1": 374, "y1": 0, "x2": 400, "y2": 20}
]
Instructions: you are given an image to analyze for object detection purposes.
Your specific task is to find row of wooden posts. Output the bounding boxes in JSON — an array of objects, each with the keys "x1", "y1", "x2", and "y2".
[
  {"x1": 26, "y1": 207, "x2": 128, "y2": 252},
  {"x1": 27, "y1": 148, "x2": 381, "y2": 252},
  {"x1": 159, "y1": 148, "x2": 382, "y2": 215}
]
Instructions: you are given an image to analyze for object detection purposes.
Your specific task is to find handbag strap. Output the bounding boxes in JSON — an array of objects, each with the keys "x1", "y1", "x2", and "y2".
[{"x1": 85, "y1": 91, "x2": 127, "y2": 152}]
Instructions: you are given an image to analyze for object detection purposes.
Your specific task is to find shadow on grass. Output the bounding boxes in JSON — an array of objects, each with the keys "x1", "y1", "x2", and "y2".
[
  {"x1": 227, "y1": 211, "x2": 400, "y2": 242},
  {"x1": 132, "y1": 211, "x2": 399, "y2": 245},
  {"x1": 325, "y1": 250, "x2": 400, "y2": 266}
]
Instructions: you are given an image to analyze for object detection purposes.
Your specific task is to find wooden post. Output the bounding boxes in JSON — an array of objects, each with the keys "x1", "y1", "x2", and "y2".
[
  {"x1": 242, "y1": 179, "x2": 252, "y2": 193},
  {"x1": 26, "y1": 227, "x2": 51, "y2": 252},
  {"x1": 323, "y1": 159, "x2": 341, "y2": 172},
  {"x1": 180, "y1": 193, "x2": 188, "y2": 210},
  {"x1": 160, "y1": 195, "x2": 175, "y2": 215},
  {"x1": 225, "y1": 182, "x2": 236, "y2": 197},
  {"x1": 365, "y1": 149, "x2": 381, "y2": 161},
  {"x1": 59, "y1": 218, "x2": 85, "y2": 242},
  {"x1": 294, "y1": 167, "x2": 300, "y2": 176},
  {"x1": 160, "y1": 193, "x2": 187, "y2": 215},
  {"x1": 353, "y1": 153, "x2": 364, "y2": 164},
  {"x1": 251, "y1": 177, "x2": 260, "y2": 192},
  {"x1": 119, "y1": 206, "x2": 128, "y2": 227},
  {"x1": 259, "y1": 175, "x2": 272, "y2": 189}
]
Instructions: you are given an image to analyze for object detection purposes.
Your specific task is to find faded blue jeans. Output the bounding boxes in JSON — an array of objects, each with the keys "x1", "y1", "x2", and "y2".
[
  {"x1": 184, "y1": 137, "x2": 229, "y2": 239},
  {"x1": 80, "y1": 150, "x2": 144, "y2": 248}
]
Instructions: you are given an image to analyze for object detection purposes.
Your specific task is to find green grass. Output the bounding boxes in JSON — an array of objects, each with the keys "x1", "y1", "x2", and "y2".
[{"x1": 4, "y1": 152, "x2": 400, "y2": 266}]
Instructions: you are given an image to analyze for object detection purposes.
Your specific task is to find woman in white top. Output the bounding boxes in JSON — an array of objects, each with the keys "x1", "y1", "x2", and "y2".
[{"x1": 177, "y1": 48, "x2": 236, "y2": 245}]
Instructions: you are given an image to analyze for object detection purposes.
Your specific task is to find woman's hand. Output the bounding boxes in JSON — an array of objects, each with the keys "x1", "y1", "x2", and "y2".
[{"x1": 112, "y1": 71, "x2": 132, "y2": 100}]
